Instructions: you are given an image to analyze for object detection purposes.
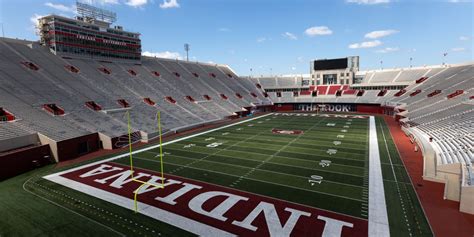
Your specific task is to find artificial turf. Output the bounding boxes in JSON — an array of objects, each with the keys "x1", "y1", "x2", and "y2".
[{"x1": 0, "y1": 113, "x2": 432, "y2": 236}]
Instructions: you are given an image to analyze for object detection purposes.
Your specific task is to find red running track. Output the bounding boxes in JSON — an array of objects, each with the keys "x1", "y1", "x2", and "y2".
[{"x1": 384, "y1": 116, "x2": 474, "y2": 237}]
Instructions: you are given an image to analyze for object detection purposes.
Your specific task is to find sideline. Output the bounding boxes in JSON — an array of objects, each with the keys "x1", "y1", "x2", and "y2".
[
  {"x1": 368, "y1": 116, "x2": 390, "y2": 237},
  {"x1": 44, "y1": 113, "x2": 273, "y2": 179}
]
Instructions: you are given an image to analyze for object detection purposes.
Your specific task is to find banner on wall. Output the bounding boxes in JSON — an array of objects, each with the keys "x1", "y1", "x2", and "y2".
[{"x1": 297, "y1": 104, "x2": 356, "y2": 112}]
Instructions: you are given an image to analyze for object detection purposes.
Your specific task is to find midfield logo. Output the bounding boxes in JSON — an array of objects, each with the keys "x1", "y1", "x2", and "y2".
[{"x1": 271, "y1": 129, "x2": 304, "y2": 135}]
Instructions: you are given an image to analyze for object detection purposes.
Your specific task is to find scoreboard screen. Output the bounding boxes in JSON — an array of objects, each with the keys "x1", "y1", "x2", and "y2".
[{"x1": 314, "y1": 58, "x2": 348, "y2": 71}]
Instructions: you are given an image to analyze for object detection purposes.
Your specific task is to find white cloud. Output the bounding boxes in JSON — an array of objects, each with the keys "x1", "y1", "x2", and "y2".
[
  {"x1": 291, "y1": 66, "x2": 296, "y2": 71},
  {"x1": 256, "y1": 37, "x2": 266, "y2": 43},
  {"x1": 218, "y1": 27, "x2": 230, "y2": 32},
  {"x1": 160, "y1": 0, "x2": 179, "y2": 9},
  {"x1": 30, "y1": 14, "x2": 46, "y2": 33},
  {"x1": 448, "y1": 0, "x2": 472, "y2": 3},
  {"x1": 297, "y1": 56, "x2": 304, "y2": 63},
  {"x1": 459, "y1": 36, "x2": 470, "y2": 41},
  {"x1": 142, "y1": 51, "x2": 182, "y2": 59},
  {"x1": 82, "y1": 0, "x2": 119, "y2": 5},
  {"x1": 282, "y1": 32, "x2": 298, "y2": 40},
  {"x1": 304, "y1": 26, "x2": 333, "y2": 36},
  {"x1": 376, "y1": 47, "x2": 399, "y2": 53},
  {"x1": 346, "y1": 0, "x2": 390, "y2": 4},
  {"x1": 365, "y1": 30, "x2": 399, "y2": 39},
  {"x1": 125, "y1": 0, "x2": 148, "y2": 7},
  {"x1": 451, "y1": 47, "x2": 466, "y2": 52},
  {"x1": 349, "y1": 40, "x2": 382, "y2": 49},
  {"x1": 45, "y1": 2, "x2": 75, "y2": 13}
]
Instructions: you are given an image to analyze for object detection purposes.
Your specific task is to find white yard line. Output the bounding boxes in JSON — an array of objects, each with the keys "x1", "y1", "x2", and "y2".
[
  {"x1": 132, "y1": 154, "x2": 365, "y2": 189},
  {"x1": 143, "y1": 150, "x2": 365, "y2": 177},
  {"x1": 166, "y1": 142, "x2": 367, "y2": 163},
  {"x1": 22, "y1": 177, "x2": 127, "y2": 237},
  {"x1": 44, "y1": 113, "x2": 273, "y2": 178},
  {"x1": 368, "y1": 116, "x2": 390, "y2": 237},
  {"x1": 379, "y1": 123, "x2": 398, "y2": 183},
  {"x1": 42, "y1": 114, "x2": 274, "y2": 237},
  {"x1": 44, "y1": 175, "x2": 235, "y2": 237},
  {"x1": 128, "y1": 156, "x2": 365, "y2": 202},
  {"x1": 384, "y1": 119, "x2": 434, "y2": 235}
]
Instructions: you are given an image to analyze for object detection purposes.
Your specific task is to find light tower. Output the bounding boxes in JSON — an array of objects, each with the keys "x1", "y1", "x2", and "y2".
[{"x1": 184, "y1": 43, "x2": 190, "y2": 62}]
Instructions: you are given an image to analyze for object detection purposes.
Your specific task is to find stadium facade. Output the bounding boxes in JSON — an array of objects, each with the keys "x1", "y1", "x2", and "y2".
[{"x1": 0, "y1": 3, "x2": 473, "y2": 235}]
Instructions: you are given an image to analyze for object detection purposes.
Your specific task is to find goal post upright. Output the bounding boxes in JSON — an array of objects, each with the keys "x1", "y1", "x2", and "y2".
[
  {"x1": 157, "y1": 111, "x2": 165, "y2": 187},
  {"x1": 127, "y1": 110, "x2": 135, "y2": 179},
  {"x1": 128, "y1": 110, "x2": 165, "y2": 213}
]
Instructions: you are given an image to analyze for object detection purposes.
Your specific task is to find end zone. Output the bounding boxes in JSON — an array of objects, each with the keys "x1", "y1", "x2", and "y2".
[{"x1": 44, "y1": 162, "x2": 368, "y2": 236}]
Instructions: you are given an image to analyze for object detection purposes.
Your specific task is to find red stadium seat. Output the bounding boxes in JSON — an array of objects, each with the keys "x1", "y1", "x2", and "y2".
[
  {"x1": 143, "y1": 98, "x2": 156, "y2": 106},
  {"x1": 43, "y1": 104, "x2": 65, "y2": 115},
  {"x1": 85, "y1": 101, "x2": 102, "y2": 111},
  {"x1": 65, "y1": 65, "x2": 79, "y2": 73},
  {"x1": 117, "y1": 99, "x2": 130, "y2": 108}
]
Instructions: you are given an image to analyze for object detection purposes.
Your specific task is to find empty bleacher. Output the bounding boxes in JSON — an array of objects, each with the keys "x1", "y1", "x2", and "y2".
[{"x1": 0, "y1": 38, "x2": 269, "y2": 159}]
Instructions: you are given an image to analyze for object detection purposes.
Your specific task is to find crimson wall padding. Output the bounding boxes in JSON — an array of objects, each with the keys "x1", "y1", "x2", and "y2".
[{"x1": 0, "y1": 145, "x2": 52, "y2": 181}]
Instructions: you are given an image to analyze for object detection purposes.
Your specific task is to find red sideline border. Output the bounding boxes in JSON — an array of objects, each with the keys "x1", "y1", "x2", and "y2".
[{"x1": 384, "y1": 116, "x2": 474, "y2": 237}]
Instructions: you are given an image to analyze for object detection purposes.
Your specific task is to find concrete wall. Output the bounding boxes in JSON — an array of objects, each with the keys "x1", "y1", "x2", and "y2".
[
  {"x1": 38, "y1": 133, "x2": 58, "y2": 162},
  {"x1": 437, "y1": 163, "x2": 462, "y2": 201},
  {"x1": 38, "y1": 133, "x2": 100, "y2": 162},
  {"x1": 0, "y1": 134, "x2": 39, "y2": 152},
  {"x1": 98, "y1": 132, "x2": 113, "y2": 150},
  {"x1": 459, "y1": 166, "x2": 474, "y2": 214}
]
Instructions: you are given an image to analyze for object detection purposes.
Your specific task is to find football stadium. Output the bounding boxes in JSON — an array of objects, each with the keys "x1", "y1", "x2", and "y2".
[{"x1": 0, "y1": 0, "x2": 473, "y2": 236}]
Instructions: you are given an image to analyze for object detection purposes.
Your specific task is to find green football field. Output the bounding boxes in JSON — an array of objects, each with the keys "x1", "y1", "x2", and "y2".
[{"x1": 0, "y1": 113, "x2": 432, "y2": 236}]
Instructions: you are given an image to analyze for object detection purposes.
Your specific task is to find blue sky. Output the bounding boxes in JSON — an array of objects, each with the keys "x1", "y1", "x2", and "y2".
[{"x1": 0, "y1": 0, "x2": 472, "y2": 75}]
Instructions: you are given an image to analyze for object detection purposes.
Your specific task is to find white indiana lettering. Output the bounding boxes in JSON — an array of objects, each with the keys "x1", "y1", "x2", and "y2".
[
  {"x1": 155, "y1": 183, "x2": 202, "y2": 205},
  {"x1": 134, "y1": 176, "x2": 182, "y2": 195},
  {"x1": 189, "y1": 191, "x2": 249, "y2": 222},
  {"x1": 232, "y1": 202, "x2": 311, "y2": 236},
  {"x1": 317, "y1": 215, "x2": 354, "y2": 237},
  {"x1": 79, "y1": 164, "x2": 123, "y2": 178},
  {"x1": 94, "y1": 170, "x2": 150, "y2": 188}
]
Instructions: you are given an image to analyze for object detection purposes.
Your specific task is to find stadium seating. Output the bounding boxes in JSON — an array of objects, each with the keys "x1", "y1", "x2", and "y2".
[
  {"x1": 0, "y1": 38, "x2": 270, "y2": 155},
  {"x1": 253, "y1": 63, "x2": 473, "y2": 183}
]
